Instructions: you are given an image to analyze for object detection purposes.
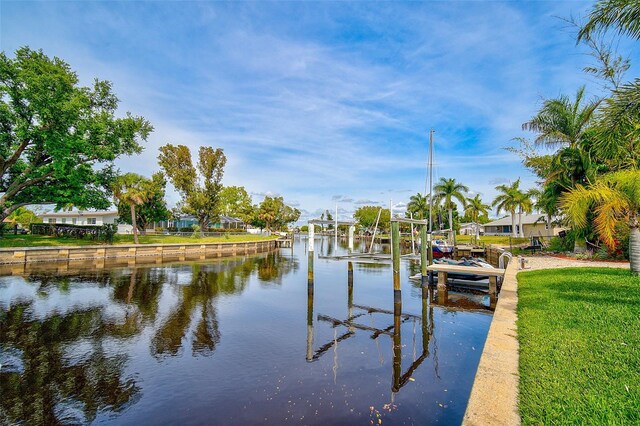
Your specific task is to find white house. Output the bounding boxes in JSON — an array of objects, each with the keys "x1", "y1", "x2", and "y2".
[
  {"x1": 39, "y1": 210, "x2": 133, "y2": 234},
  {"x1": 483, "y1": 214, "x2": 563, "y2": 238},
  {"x1": 459, "y1": 222, "x2": 484, "y2": 236}
]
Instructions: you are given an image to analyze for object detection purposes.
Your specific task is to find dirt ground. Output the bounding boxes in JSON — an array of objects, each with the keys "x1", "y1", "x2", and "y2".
[{"x1": 521, "y1": 254, "x2": 630, "y2": 271}]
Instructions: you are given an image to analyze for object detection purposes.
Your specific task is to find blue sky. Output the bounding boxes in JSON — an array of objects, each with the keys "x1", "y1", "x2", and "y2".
[{"x1": 2, "y1": 1, "x2": 639, "y2": 222}]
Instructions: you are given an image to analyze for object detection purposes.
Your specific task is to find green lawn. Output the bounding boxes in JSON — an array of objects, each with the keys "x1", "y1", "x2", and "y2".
[
  {"x1": 517, "y1": 268, "x2": 640, "y2": 424},
  {"x1": 455, "y1": 234, "x2": 529, "y2": 246},
  {"x1": 0, "y1": 233, "x2": 275, "y2": 248}
]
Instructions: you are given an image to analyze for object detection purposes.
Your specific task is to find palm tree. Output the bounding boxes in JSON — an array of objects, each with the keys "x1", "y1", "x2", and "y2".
[
  {"x1": 407, "y1": 193, "x2": 429, "y2": 220},
  {"x1": 433, "y1": 177, "x2": 468, "y2": 244},
  {"x1": 492, "y1": 180, "x2": 521, "y2": 238},
  {"x1": 514, "y1": 188, "x2": 535, "y2": 238},
  {"x1": 522, "y1": 86, "x2": 600, "y2": 149},
  {"x1": 561, "y1": 170, "x2": 640, "y2": 275},
  {"x1": 578, "y1": 1, "x2": 640, "y2": 42},
  {"x1": 464, "y1": 195, "x2": 490, "y2": 243},
  {"x1": 530, "y1": 186, "x2": 560, "y2": 238},
  {"x1": 112, "y1": 173, "x2": 150, "y2": 244}
]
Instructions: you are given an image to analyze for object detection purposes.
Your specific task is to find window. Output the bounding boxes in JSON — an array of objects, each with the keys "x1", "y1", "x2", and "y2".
[
  {"x1": 48, "y1": 218, "x2": 56, "y2": 224},
  {"x1": 87, "y1": 218, "x2": 97, "y2": 225},
  {"x1": 61, "y1": 218, "x2": 66, "y2": 224},
  {"x1": 72, "y1": 218, "x2": 77, "y2": 225}
]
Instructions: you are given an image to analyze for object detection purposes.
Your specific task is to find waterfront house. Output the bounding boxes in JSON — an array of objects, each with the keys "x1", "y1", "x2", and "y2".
[
  {"x1": 459, "y1": 222, "x2": 484, "y2": 236},
  {"x1": 38, "y1": 210, "x2": 134, "y2": 234},
  {"x1": 483, "y1": 214, "x2": 563, "y2": 238}
]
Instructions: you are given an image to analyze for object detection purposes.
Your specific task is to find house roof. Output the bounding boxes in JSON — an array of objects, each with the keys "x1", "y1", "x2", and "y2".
[
  {"x1": 40, "y1": 210, "x2": 118, "y2": 218},
  {"x1": 484, "y1": 214, "x2": 551, "y2": 227}
]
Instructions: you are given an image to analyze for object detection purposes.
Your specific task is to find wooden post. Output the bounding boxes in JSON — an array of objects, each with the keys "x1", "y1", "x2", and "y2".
[
  {"x1": 392, "y1": 312, "x2": 402, "y2": 393},
  {"x1": 438, "y1": 271, "x2": 449, "y2": 301},
  {"x1": 391, "y1": 221, "x2": 401, "y2": 315},
  {"x1": 420, "y1": 225, "x2": 428, "y2": 293},
  {"x1": 307, "y1": 250, "x2": 314, "y2": 362},
  {"x1": 348, "y1": 261, "x2": 354, "y2": 332},
  {"x1": 348, "y1": 225, "x2": 354, "y2": 252},
  {"x1": 489, "y1": 275, "x2": 497, "y2": 297}
]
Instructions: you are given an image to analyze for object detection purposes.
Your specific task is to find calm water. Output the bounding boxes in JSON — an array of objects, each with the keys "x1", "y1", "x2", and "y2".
[{"x1": 0, "y1": 237, "x2": 492, "y2": 425}]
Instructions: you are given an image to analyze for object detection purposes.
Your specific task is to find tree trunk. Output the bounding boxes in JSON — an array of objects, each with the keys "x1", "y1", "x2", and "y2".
[
  {"x1": 518, "y1": 209, "x2": 524, "y2": 238},
  {"x1": 630, "y1": 226, "x2": 640, "y2": 276},
  {"x1": 448, "y1": 208, "x2": 455, "y2": 244},
  {"x1": 130, "y1": 204, "x2": 139, "y2": 244},
  {"x1": 199, "y1": 218, "x2": 208, "y2": 237},
  {"x1": 547, "y1": 214, "x2": 552, "y2": 238},
  {"x1": 475, "y1": 214, "x2": 480, "y2": 243},
  {"x1": 511, "y1": 212, "x2": 517, "y2": 237}
]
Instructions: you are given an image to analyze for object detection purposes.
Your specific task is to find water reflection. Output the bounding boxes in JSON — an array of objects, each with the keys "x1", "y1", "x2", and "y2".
[
  {"x1": 0, "y1": 303, "x2": 139, "y2": 424},
  {"x1": 0, "y1": 238, "x2": 490, "y2": 425}
]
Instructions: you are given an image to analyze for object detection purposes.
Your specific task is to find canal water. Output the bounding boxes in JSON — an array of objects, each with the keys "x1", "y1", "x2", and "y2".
[{"x1": 0, "y1": 236, "x2": 492, "y2": 425}]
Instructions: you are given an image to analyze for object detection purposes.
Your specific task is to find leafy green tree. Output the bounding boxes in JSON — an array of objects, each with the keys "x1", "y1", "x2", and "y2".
[
  {"x1": 325, "y1": 209, "x2": 334, "y2": 230},
  {"x1": 407, "y1": 193, "x2": 429, "y2": 220},
  {"x1": 158, "y1": 144, "x2": 226, "y2": 236},
  {"x1": 256, "y1": 196, "x2": 300, "y2": 232},
  {"x1": 116, "y1": 172, "x2": 169, "y2": 235},
  {"x1": 578, "y1": 0, "x2": 640, "y2": 42},
  {"x1": 0, "y1": 47, "x2": 151, "y2": 222},
  {"x1": 464, "y1": 195, "x2": 490, "y2": 242},
  {"x1": 219, "y1": 186, "x2": 253, "y2": 222},
  {"x1": 433, "y1": 177, "x2": 468, "y2": 243},
  {"x1": 6, "y1": 206, "x2": 41, "y2": 229},
  {"x1": 561, "y1": 170, "x2": 640, "y2": 274},
  {"x1": 522, "y1": 86, "x2": 600, "y2": 149},
  {"x1": 514, "y1": 188, "x2": 535, "y2": 238},
  {"x1": 530, "y1": 185, "x2": 560, "y2": 234},
  {"x1": 492, "y1": 180, "x2": 521, "y2": 238},
  {"x1": 112, "y1": 173, "x2": 152, "y2": 244},
  {"x1": 353, "y1": 205, "x2": 390, "y2": 231}
]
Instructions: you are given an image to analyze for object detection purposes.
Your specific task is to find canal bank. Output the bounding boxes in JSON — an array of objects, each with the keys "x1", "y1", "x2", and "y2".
[{"x1": 0, "y1": 239, "x2": 278, "y2": 267}]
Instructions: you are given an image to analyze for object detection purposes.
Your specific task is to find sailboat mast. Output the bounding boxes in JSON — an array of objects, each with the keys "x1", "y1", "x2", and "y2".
[{"x1": 428, "y1": 129, "x2": 434, "y2": 235}]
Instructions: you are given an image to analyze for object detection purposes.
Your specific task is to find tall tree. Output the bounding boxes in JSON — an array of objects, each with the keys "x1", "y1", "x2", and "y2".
[
  {"x1": 561, "y1": 170, "x2": 640, "y2": 275},
  {"x1": 116, "y1": 172, "x2": 169, "y2": 235},
  {"x1": 514, "y1": 188, "x2": 534, "y2": 238},
  {"x1": 256, "y1": 196, "x2": 300, "y2": 232},
  {"x1": 464, "y1": 195, "x2": 490, "y2": 242},
  {"x1": 530, "y1": 185, "x2": 560, "y2": 236},
  {"x1": 158, "y1": 144, "x2": 226, "y2": 236},
  {"x1": 433, "y1": 177, "x2": 468, "y2": 243},
  {"x1": 0, "y1": 47, "x2": 152, "y2": 222},
  {"x1": 521, "y1": 86, "x2": 600, "y2": 149},
  {"x1": 112, "y1": 173, "x2": 151, "y2": 244},
  {"x1": 407, "y1": 193, "x2": 429, "y2": 220},
  {"x1": 353, "y1": 206, "x2": 390, "y2": 231},
  {"x1": 492, "y1": 180, "x2": 521, "y2": 238},
  {"x1": 219, "y1": 186, "x2": 253, "y2": 222},
  {"x1": 578, "y1": 0, "x2": 640, "y2": 42}
]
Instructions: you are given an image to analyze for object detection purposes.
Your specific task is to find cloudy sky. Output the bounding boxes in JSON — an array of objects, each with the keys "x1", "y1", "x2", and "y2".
[{"x1": 2, "y1": 1, "x2": 639, "y2": 222}]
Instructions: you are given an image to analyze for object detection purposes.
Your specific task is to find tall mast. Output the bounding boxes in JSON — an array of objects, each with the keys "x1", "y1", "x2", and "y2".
[{"x1": 428, "y1": 129, "x2": 434, "y2": 235}]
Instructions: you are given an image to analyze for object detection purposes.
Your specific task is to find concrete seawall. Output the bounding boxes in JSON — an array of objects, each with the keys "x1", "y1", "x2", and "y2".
[
  {"x1": 0, "y1": 240, "x2": 277, "y2": 270},
  {"x1": 462, "y1": 258, "x2": 520, "y2": 425}
]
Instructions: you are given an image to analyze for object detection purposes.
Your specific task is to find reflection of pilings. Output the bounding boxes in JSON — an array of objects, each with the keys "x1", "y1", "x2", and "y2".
[
  {"x1": 348, "y1": 226, "x2": 354, "y2": 251},
  {"x1": 310, "y1": 331, "x2": 355, "y2": 361},
  {"x1": 318, "y1": 314, "x2": 394, "y2": 336},
  {"x1": 420, "y1": 225, "x2": 428, "y2": 293},
  {"x1": 351, "y1": 303, "x2": 421, "y2": 320},
  {"x1": 306, "y1": 251, "x2": 314, "y2": 362},
  {"x1": 348, "y1": 261, "x2": 354, "y2": 332},
  {"x1": 391, "y1": 221, "x2": 401, "y2": 316},
  {"x1": 392, "y1": 313, "x2": 402, "y2": 392}
]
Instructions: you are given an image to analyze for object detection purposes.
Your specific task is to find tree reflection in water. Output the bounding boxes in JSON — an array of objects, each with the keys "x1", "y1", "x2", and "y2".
[
  {"x1": 0, "y1": 251, "x2": 299, "y2": 423},
  {"x1": 0, "y1": 304, "x2": 139, "y2": 424}
]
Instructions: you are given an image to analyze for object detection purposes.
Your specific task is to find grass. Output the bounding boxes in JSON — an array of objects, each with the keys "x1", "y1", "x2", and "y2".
[
  {"x1": 0, "y1": 233, "x2": 276, "y2": 248},
  {"x1": 454, "y1": 234, "x2": 529, "y2": 246},
  {"x1": 517, "y1": 268, "x2": 640, "y2": 424}
]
